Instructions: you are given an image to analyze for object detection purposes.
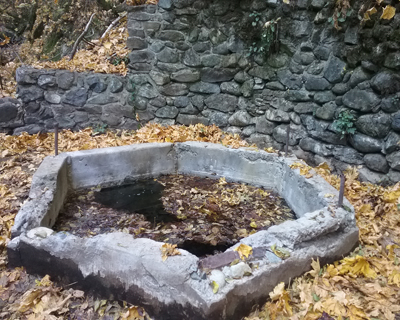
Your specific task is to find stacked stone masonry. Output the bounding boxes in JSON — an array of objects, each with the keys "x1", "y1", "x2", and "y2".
[{"x1": 1, "y1": 0, "x2": 400, "y2": 184}]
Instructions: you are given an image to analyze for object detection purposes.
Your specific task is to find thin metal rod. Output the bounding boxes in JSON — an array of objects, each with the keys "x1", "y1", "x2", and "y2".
[
  {"x1": 54, "y1": 124, "x2": 59, "y2": 156},
  {"x1": 285, "y1": 125, "x2": 290, "y2": 157},
  {"x1": 338, "y1": 172, "x2": 345, "y2": 207}
]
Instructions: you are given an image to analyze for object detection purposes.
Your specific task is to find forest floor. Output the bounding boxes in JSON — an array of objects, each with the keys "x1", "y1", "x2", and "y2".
[{"x1": 0, "y1": 124, "x2": 399, "y2": 319}]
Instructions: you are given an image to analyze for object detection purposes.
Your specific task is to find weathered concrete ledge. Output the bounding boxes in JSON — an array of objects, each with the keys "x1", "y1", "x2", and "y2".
[{"x1": 8, "y1": 142, "x2": 358, "y2": 320}]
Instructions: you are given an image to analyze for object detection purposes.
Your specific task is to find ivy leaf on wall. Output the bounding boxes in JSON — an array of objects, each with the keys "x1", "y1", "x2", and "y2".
[{"x1": 381, "y1": 5, "x2": 396, "y2": 20}]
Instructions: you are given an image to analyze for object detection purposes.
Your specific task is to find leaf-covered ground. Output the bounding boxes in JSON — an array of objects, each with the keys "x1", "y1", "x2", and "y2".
[{"x1": 1, "y1": 123, "x2": 400, "y2": 319}]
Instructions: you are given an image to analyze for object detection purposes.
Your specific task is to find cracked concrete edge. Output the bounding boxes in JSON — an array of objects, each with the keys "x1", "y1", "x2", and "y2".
[
  {"x1": 8, "y1": 223, "x2": 358, "y2": 320},
  {"x1": 11, "y1": 155, "x2": 69, "y2": 238}
]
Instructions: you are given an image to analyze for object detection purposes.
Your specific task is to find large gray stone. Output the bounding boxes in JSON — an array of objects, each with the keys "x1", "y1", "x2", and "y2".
[
  {"x1": 56, "y1": 72, "x2": 75, "y2": 90},
  {"x1": 393, "y1": 112, "x2": 400, "y2": 131},
  {"x1": 248, "y1": 67, "x2": 272, "y2": 80},
  {"x1": 221, "y1": 82, "x2": 241, "y2": 96},
  {"x1": 278, "y1": 70, "x2": 302, "y2": 90},
  {"x1": 309, "y1": 129, "x2": 346, "y2": 145},
  {"x1": 332, "y1": 83, "x2": 349, "y2": 95},
  {"x1": 16, "y1": 67, "x2": 39, "y2": 85},
  {"x1": 285, "y1": 90, "x2": 311, "y2": 102},
  {"x1": 246, "y1": 133, "x2": 275, "y2": 148},
  {"x1": 356, "y1": 113, "x2": 392, "y2": 138},
  {"x1": 38, "y1": 75, "x2": 57, "y2": 89},
  {"x1": 304, "y1": 75, "x2": 330, "y2": 91},
  {"x1": 380, "y1": 96, "x2": 400, "y2": 113},
  {"x1": 228, "y1": 111, "x2": 251, "y2": 126},
  {"x1": 183, "y1": 48, "x2": 202, "y2": 67},
  {"x1": 272, "y1": 124, "x2": 306, "y2": 145},
  {"x1": 384, "y1": 132, "x2": 400, "y2": 154},
  {"x1": 204, "y1": 94, "x2": 238, "y2": 113},
  {"x1": 171, "y1": 69, "x2": 200, "y2": 83},
  {"x1": 201, "y1": 54, "x2": 222, "y2": 67},
  {"x1": 129, "y1": 50, "x2": 155, "y2": 63},
  {"x1": 324, "y1": 56, "x2": 346, "y2": 83},
  {"x1": 384, "y1": 52, "x2": 400, "y2": 70},
  {"x1": 87, "y1": 93, "x2": 119, "y2": 105},
  {"x1": 0, "y1": 103, "x2": 18, "y2": 122},
  {"x1": 62, "y1": 88, "x2": 88, "y2": 107},
  {"x1": 18, "y1": 87, "x2": 44, "y2": 103},
  {"x1": 255, "y1": 117, "x2": 276, "y2": 134},
  {"x1": 342, "y1": 89, "x2": 380, "y2": 112},
  {"x1": 14, "y1": 124, "x2": 44, "y2": 135},
  {"x1": 157, "y1": 47, "x2": 179, "y2": 63},
  {"x1": 86, "y1": 75, "x2": 107, "y2": 93},
  {"x1": 265, "y1": 109, "x2": 290, "y2": 123},
  {"x1": 157, "y1": 62, "x2": 186, "y2": 73},
  {"x1": 349, "y1": 133, "x2": 383, "y2": 153},
  {"x1": 389, "y1": 169, "x2": 400, "y2": 183},
  {"x1": 137, "y1": 84, "x2": 159, "y2": 99},
  {"x1": 44, "y1": 92, "x2": 61, "y2": 104},
  {"x1": 348, "y1": 67, "x2": 371, "y2": 88},
  {"x1": 176, "y1": 114, "x2": 209, "y2": 126},
  {"x1": 387, "y1": 151, "x2": 400, "y2": 170},
  {"x1": 161, "y1": 83, "x2": 189, "y2": 96},
  {"x1": 241, "y1": 79, "x2": 254, "y2": 98},
  {"x1": 149, "y1": 71, "x2": 170, "y2": 86},
  {"x1": 269, "y1": 98, "x2": 294, "y2": 112},
  {"x1": 371, "y1": 72, "x2": 400, "y2": 95},
  {"x1": 294, "y1": 102, "x2": 318, "y2": 114},
  {"x1": 315, "y1": 101, "x2": 336, "y2": 120},
  {"x1": 155, "y1": 106, "x2": 179, "y2": 119},
  {"x1": 201, "y1": 109, "x2": 230, "y2": 127},
  {"x1": 299, "y1": 137, "x2": 334, "y2": 157},
  {"x1": 201, "y1": 68, "x2": 236, "y2": 83},
  {"x1": 109, "y1": 77, "x2": 124, "y2": 93},
  {"x1": 158, "y1": 30, "x2": 185, "y2": 42},
  {"x1": 332, "y1": 146, "x2": 364, "y2": 165},
  {"x1": 190, "y1": 82, "x2": 220, "y2": 94},
  {"x1": 364, "y1": 154, "x2": 389, "y2": 173},
  {"x1": 314, "y1": 91, "x2": 336, "y2": 104},
  {"x1": 127, "y1": 37, "x2": 147, "y2": 50}
]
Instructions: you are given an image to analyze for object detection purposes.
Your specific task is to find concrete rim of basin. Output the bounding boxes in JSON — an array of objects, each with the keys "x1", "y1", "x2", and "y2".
[{"x1": 8, "y1": 142, "x2": 359, "y2": 320}]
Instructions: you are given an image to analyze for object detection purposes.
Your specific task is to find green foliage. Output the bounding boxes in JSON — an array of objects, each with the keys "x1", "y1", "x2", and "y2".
[
  {"x1": 92, "y1": 123, "x2": 108, "y2": 134},
  {"x1": 247, "y1": 13, "x2": 280, "y2": 58},
  {"x1": 111, "y1": 54, "x2": 129, "y2": 66},
  {"x1": 334, "y1": 109, "x2": 357, "y2": 138},
  {"x1": 129, "y1": 79, "x2": 136, "y2": 103}
]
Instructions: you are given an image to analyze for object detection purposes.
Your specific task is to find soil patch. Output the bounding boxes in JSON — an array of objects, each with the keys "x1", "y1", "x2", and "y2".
[{"x1": 54, "y1": 175, "x2": 295, "y2": 257}]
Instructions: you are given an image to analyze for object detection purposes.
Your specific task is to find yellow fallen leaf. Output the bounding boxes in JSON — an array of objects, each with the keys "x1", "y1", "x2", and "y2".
[
  {"x1": 234, "y1": 243, "x2": 253, "y2": 260},
  {"x1": 271, "y1": 244, "x2": 291, "y2": 259},
  {"x1": 270, "y1": 282, "x2": 285, "y2": 301},
  {"x1": 363, "y1": 7, "x2": 377, "y2": 21},
  {"x1": 381, "y1": 5, "x2": 396, "y2": 20},
  {"x1": 339, "y1": 255, "x2": 377, "y2": 279},
  {"x1": 388, "y1": 268, "x2": 400, "y2": 287},
  {"x1": 250, "y1": 221, "x2": 257, "y2": 228},
  {"x1": 160, "y1": 243, "x2": 181, "y2": 261},
  {"x1": 211, "y1": 281, "x2": 219, "y2": 293}
]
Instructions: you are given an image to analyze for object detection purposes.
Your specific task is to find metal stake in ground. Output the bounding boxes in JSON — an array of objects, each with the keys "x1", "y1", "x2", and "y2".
[
  {"x1": 338, "y1": 172, "x2": 345, "y2": 207},
  {"x1": 285, "y1": 125, "x2": 290, "y2": 157},
  {"x1": 54, "y1": 124, "x2": 59, "y2": 156}
]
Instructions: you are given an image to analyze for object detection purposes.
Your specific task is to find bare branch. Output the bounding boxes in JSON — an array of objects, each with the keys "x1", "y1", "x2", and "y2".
[
  {"x1": 69, "y1": 13, "x2": 96, "y2": 61},
  {"x1": 101, "y1": 12, "x2": 127, "y2": 40}
]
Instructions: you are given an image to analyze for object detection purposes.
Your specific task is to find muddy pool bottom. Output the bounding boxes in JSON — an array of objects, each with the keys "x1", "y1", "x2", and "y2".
[{"x1": 54, "y1": 175, "x2": 296, "y2": 257}]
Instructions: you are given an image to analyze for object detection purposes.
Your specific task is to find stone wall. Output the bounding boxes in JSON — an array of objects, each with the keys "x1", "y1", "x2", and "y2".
[{"x1": 1, "y1": 0, "x2": 400, "y2": 184}]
